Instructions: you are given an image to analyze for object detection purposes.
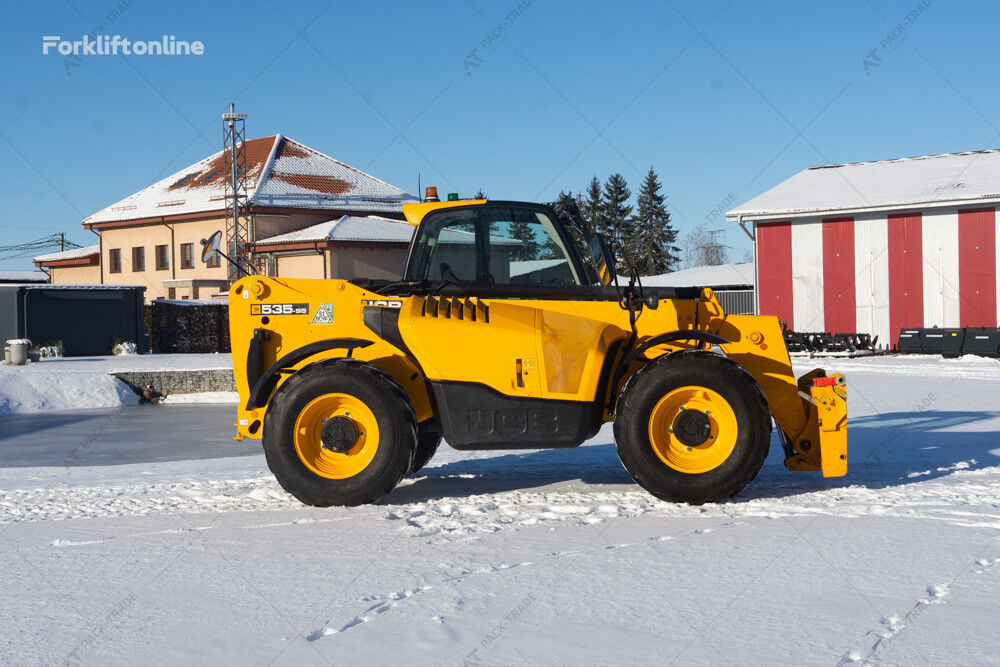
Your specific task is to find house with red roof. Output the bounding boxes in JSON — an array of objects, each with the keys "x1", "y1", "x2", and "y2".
[{"x1": 36, "y1": 134, "x2": 417, "y2": 300}]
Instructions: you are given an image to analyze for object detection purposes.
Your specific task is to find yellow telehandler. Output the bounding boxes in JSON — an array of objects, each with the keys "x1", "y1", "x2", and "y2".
[{"x1": 219, "y1": 196, "x2": 847, "y2": 506}]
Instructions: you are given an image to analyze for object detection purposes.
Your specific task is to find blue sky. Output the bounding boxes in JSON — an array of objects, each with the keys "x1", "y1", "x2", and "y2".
[{"x1": 1, "y1": 0, "x2": 995, "y2": 269}]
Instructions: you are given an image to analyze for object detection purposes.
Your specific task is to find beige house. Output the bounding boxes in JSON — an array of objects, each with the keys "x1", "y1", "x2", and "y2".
[
  {"x1": 253, "y1": 215, "x2": 415, "y2": 280},
  {"x1": 33, "y1": 245, "x2": 101, "y2": 284},
  {"x1": 35, "y1": 134, "x2": 417, "y2": 300}
]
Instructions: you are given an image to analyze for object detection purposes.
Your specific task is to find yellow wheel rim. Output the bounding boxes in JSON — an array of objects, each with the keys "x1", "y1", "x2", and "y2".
[
  {"x1": 293, "y1": 393, "x2": 379, "y2": 479},
  {"x1": 647, "y1": 386, "x2": 738, "y2": 474}
]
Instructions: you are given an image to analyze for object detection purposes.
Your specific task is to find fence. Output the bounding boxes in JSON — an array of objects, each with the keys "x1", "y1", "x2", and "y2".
[
  {"x1": 715, "y1": 289, "x2": 754, "y2": 315},
  {"x1": 149, "y1": 299, "x2": 230, "y2": 353}
]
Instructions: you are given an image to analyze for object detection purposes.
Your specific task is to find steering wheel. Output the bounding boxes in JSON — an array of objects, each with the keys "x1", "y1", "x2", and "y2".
[{"x1": 478, "y1": 272, "x2": 496, "y2": 284}]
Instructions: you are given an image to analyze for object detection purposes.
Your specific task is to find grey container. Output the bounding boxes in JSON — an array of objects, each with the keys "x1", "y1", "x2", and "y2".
[{"x1": 0, "y1": 284, "x2": 146, "y2": 357}]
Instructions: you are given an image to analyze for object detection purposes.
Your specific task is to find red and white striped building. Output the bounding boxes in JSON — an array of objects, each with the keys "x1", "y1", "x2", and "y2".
[{"x1": 727, "y1": 150, "x2": 1000, "y2": 347}]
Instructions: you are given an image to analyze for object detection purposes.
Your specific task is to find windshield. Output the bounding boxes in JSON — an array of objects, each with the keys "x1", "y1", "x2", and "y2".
[{"x1": 405, "y1": 205, "x2": 587, "y2": 286}]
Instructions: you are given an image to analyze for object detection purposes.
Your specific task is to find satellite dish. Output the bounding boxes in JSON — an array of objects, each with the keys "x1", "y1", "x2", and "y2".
[{"x1": 200, "y1": 231, "x2": 223, "y2": 264}]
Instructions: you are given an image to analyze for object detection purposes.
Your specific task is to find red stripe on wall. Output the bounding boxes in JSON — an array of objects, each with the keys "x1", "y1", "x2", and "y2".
[
  {"x1": 822, "y1": 217, "x2": 856, "y2": 333},
  {"x1": 958, "y1": 207, "x2": 997, "y2": 327},
  {"x1": 755, "y1": 220, "x2": 793, "y2": 327},
  {"x1": 887, "y1": 212, "x2": 923, "y2": 347}
]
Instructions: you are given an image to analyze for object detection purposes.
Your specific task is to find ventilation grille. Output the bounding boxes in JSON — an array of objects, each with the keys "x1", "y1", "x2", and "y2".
[{"x1": 420, "y1": 296, "x2": 489, "y2": 323}]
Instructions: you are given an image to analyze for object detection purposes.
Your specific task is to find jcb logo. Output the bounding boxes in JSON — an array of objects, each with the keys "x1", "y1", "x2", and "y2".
[
  {"x1": 250, "y1": 303, "x2": 308, "y2": 316},
  {"x1": 467, "y1": 408, "x2": 559, "y2": 435}
]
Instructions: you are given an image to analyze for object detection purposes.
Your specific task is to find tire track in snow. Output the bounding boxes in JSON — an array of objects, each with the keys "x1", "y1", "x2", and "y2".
[{"x1": 840, "y1": 556, "x2": 1000, "y2": 664}]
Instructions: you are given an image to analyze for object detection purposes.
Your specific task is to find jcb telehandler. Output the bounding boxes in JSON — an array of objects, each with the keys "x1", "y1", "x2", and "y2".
[{"x1": 220, "y1": 195, "x2": 847, "y2": 507}]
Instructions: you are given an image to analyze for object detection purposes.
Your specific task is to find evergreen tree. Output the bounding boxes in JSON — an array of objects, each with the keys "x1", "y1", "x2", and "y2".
[
  {"x1": 507, "y1": 215, "x2": 539, "y2": 260},
  {"x1": 601, "y1": 173, "x2": 633, "y2": 268},
  {"x1": 581, "y1": 176, "x2": 604, "y2": 234},
  {"x1": 474, "y1": 188, "x2": 487, "y2": 199},
  {"x1": 539, "y1": 191, "x2": 578, "y2": 259},
  {"x1": 631, "y1": 167, "x2": 681, "y2": 275}
]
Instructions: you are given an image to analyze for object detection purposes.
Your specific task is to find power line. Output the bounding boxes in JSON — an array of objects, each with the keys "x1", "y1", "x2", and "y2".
[{"x1": 0, "y1": 233, "x2": 82, "y2": 262}]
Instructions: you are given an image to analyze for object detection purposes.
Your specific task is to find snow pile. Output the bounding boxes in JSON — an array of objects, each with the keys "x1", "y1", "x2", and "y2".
[
  {"x1": 0, "y1": 354, "x2": 233, "y2": 415},
  {"x1": 0, "y1": 364, "x2": 139, "y2": 415}
]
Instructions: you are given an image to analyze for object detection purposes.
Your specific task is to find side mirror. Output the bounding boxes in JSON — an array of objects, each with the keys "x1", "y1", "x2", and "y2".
[{"x1": 201, "y1": 230, "x2": 222, "y2": 265}]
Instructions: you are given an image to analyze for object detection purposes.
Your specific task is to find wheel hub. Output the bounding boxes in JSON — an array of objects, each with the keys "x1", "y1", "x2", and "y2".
[
  {"x1": 321, "y1": 415, "x2": 359, "y2": 453},
  {"x1": 672, "y1": 408, "x2": 712, "y2": 447}
]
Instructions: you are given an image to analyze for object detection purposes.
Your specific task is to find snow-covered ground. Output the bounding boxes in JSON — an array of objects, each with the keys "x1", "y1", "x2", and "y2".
[
  {"x1": 0, "y1": 354, "x2": 233, "y2": 415},
  {"x1": 1, "y1": 355, "x2": 998, "y2": 664}
]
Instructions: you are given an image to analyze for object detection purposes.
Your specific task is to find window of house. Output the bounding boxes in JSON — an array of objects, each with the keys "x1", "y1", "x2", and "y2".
[
  {"x1": 155, "y1": 244, "x2": 169, "y2": 270},
  {"x1": 132, "y1": 247, "x2": 145, "y2": 272},
  {"x1": 180, "y1": 243, "x2": 194, "y2": 269},
  {"x1": 108, "y1": 248, "x2": 122, "y2": 273},
  {"x1": 167, "y1": 287, "x2": 176, "y2": 299}
]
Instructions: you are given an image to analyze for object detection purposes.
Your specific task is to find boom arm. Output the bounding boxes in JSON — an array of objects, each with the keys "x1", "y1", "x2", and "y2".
[{"x1": 697, "y1": 290, "x2": 847, "y2": 477}]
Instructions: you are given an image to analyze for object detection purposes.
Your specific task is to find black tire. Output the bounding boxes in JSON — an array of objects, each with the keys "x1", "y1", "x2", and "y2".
[
  {"x1": 262, "y1": 359, "x2": 416, "y2": 507},
  {"x1": 408, "y1": 425, "x2": 442, "y2": 477},
  {"x1": 614, "y1": 351, "x2": 771, "y2": 504}
]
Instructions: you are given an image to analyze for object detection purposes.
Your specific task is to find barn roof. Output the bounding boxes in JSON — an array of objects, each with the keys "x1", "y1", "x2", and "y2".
[
  {"x1": 84, "y1": 135, "x2": 418, "y2": 225},
  {"x1": 642, "y1": 262, "x2": 754, "y2": 289},
  {"x1": 727, "y1": 149, "x2": 1000, "y2": 221}
]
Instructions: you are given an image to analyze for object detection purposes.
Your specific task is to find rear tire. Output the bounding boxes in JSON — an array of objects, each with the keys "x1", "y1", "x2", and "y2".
[
  {"x1": 262, "y1": 359, "x2": 416, "y2": 507},
  {"x1": 614, "y1": 351, "x2": 771, "y2": 504},
  {"x1": 408, "y1": 425, "x2": 441, "y2": 477}
]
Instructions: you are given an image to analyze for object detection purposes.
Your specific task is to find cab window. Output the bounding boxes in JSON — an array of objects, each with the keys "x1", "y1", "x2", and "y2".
[{"x1": 406, "y1": 205, "x2": 583, "y2": 286}]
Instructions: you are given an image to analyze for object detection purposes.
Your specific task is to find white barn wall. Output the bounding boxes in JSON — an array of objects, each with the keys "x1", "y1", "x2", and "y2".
[
  {"x1": 854, "y1": 213, "x2": 890, "y2": 345},
  {"x1": 791, "y1": 217, "x2": 825, "y2": 330},
  {"x1": 922, "y1": 207, "x2": 960, "y2": 327}
]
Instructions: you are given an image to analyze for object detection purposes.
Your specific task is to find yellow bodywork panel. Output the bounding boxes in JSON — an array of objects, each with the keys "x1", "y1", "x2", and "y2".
[
  {"x1": 228, "y1": 278, "x2": 846, "y2": 478},
  {"x1": 402, "y1": 199, "x2": 488, "y2": 225}
]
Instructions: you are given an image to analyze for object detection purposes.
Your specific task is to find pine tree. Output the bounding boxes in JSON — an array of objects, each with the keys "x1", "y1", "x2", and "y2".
[
  {"x1": 581, "y1": 176, "x2": 604, "y2": 234},
  {"x1": 631, "y1": 167, "x2": 681, "y2": 275},
  {"x1": 507, "y1": 216, "x2": 539, "y2": 260},
  {"x1": 601, "y1": 173, "x2": 633, "y2": 268},
  {"x1": 539, "y1": 191, "x2": 578, "y2": 259}
]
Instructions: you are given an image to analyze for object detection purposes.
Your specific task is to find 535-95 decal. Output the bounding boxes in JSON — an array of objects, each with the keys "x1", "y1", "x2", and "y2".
[{"x1": 250, "y1": 303, "x2": 309, "y2": 316}]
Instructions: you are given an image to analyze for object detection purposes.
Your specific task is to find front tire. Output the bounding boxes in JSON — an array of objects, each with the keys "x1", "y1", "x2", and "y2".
[
  {"x1": 408, "y1": 425, "x2": 441, "y2": 477},
  {"x1": 614, "y1": 351, "x2": 771, "y2": 504},
  {"x1": 262, "y1": 360, "x2": 416, "y2": 507}
]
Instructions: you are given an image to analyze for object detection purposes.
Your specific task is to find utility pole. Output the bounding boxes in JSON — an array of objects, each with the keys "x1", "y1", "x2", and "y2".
[
  {"x1": 706, "y1": 229, "x2": 725, "y2": 265},
  {"x1": 59, "y1": 232, "x2": 64, "y2": 252},
  {"x1": 222, "y1": 102, "x2": 252, "y2": 280}
]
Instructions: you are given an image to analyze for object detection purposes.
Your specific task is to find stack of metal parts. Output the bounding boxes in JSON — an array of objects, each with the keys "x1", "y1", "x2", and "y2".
[{"x1": 781, "y1": 324, "x2": 878, "y2": 355}]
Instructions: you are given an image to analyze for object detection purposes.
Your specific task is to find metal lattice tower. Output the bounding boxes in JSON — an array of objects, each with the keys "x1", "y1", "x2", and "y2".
[{"x1": 222, "y1": 103, "x2": 253, "y2": 279}]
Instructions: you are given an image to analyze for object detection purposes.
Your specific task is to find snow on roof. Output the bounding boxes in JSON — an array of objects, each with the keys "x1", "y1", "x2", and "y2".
[
  {"x1": 642, "y1": 262, "x2": 754, "y2": 288},
  {"x1": 727, "y1": 150, "x2": 1000, "y2": 220},
  {"x1": 255, "y1": 216, "x2": 522, "y2": 247},
  {"x1": 32, "y1": 244, "x2": 99, "y2": 263},
  {"x1": 509, "y1": 259, "x2": 566, "y2": 277},
  {"x1": 255, "y1": 215, "x2": 414, "y2": 246},
  {"x1": 0, "y1": 270, "x2": 48, "y2": 283},
  {"x1": 84, "y1": 135, "x2": 418, "y2": 225}
]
